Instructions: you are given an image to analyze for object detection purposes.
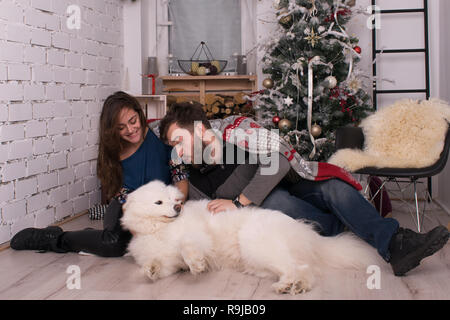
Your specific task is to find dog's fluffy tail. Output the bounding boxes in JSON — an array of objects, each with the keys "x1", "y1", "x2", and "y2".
[{"x1": 316, "y1": 232, "x2": 383, "y2": 270}]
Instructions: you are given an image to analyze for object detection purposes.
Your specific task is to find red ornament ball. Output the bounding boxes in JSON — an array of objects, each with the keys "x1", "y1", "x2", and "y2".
[
  {"x1": 272, "y1": 116, "x2": 281, "y2": 124},
  {"x1": 354, "y1": 46, "x2": 362, "y2": 54}
]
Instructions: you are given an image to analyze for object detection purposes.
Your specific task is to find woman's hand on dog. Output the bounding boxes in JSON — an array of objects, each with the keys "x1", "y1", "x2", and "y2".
[{"x1": 207, "y1": 199, "x2": 236, "y2": 214}]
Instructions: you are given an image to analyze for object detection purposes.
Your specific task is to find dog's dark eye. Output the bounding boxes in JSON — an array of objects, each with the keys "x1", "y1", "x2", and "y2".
[{"x1": 154, "y1": 200, "x2": 163, "y2": 205}]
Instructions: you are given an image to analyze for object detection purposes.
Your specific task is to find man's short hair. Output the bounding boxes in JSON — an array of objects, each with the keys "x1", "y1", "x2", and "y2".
[{"x1": 159, "y1": 102, "x2": 212, "y2": 143}]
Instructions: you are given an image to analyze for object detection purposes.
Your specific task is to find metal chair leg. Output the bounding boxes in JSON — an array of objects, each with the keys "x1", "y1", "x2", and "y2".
[
  {"x1": 413, "y1": 179, "x2": 422, "y2": 233},
  {"x1": 363, "y1": 176, "x2": 371, "y2": 199},
  {"x1": 364, "y1": 176, "x2": 390, "y2": 217},
  {"x1": 363, "y1": 176, "x2": 436, "y2": 233},
  {"x1": 368, "y1": 177, "x2": 388, "y2": 203}
]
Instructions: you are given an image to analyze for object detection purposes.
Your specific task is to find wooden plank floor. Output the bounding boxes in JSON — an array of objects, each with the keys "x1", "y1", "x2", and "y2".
[{"x1": 0, "y1": 200, "x2": 449, "y2": 300}]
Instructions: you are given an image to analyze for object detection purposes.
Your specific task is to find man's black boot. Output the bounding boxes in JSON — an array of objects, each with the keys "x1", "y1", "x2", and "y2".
[
  {"x1": 10, "y1": 226, "x2": 66, "y2": 253},
  {"x1": 389, "y1": 226, "x2": 449, "y2": 276}
]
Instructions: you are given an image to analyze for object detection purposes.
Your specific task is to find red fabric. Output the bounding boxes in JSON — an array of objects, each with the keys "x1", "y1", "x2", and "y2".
[
  {"x1": 145, "y1": 74, "x2": 157, "y2": 95},
  {"x1": 315, "y1": 162, "x2": 363, "y2": 191},
  {"x1": 222, "y1": 116, "x2": 247, "y2": 142}
]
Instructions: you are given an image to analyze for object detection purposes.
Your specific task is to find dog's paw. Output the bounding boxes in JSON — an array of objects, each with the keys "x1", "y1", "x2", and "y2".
[
  {"x1": 143, "y1": 262, "x2": 161, "y2": 281},
  {"x1": 292, "y1": 265, "x2": 314, "y2": 294},
  {"x1": 187, "y1": 257, "x2": 207, "y2": 275},
  {"x1": 291, "y1": 278, "x2": 312, "y2": 295},
  {"x1": 272, "y1": 266, "x2": 314, "y2": 295},
  {"x1": 272, "y1": 281, "x2": 293, "y2": 294},
  {"x1": 182, "y1": 246, "x2": 208, "y2": 275},
  {"x1": 272, "y1": 279, "x2": 312, "y2": 295}
]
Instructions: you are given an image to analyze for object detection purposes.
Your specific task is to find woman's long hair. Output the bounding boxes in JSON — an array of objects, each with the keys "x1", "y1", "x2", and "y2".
[{"x1": 97, "y1": 91, "x2": 147, "y2": 201}]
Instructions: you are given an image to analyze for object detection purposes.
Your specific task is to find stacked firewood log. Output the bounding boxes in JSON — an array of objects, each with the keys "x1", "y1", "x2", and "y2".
[{"x1": 167, "y1": 92, "x2": 254, "y2": 119}]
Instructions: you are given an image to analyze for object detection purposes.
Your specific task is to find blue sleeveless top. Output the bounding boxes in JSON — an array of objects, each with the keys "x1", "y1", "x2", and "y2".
[{"x1": 121, "y1": 129, "x2": 172, "y2": 192}]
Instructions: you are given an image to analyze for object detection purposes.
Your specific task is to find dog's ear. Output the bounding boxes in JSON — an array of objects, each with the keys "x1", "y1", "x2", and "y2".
[{"x1": 122, "y1": 196, "x2": 144, "y2": 216}]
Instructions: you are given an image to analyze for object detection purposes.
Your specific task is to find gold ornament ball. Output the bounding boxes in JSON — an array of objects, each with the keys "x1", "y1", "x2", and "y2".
[
  {"x1": 279, "y1": 9, "x2": 292, "y2": 25},
  {"x1": 311, "y1": 124, "x2": 322, "y2": 138},
  {"x1": 262, "y1": 78, "x2": 274, "y2": 89},
  {"x1": 346, "y1": 0, "x2": 356, "y2": 7},
  {"x1": 280, "y1": 14, "x2": 292, "y2": 25},
  {"x1": 278, "y1": 119, "x2": 292, "y2": 131}
]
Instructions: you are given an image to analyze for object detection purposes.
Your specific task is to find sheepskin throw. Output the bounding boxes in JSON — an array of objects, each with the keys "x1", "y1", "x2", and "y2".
[{"x1": 328, "y1": 99, "x2": 450, "y2": 172}]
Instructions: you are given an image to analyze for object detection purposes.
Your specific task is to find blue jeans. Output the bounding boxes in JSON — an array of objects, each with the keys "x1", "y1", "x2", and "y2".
[{"x1": 260, "y1": 179, "x2": 399, "y2": 261}]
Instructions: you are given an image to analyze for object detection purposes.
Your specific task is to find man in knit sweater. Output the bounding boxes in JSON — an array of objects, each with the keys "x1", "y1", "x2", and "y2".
[{"x1": 158, "y1": 102, "x2": 449, "y2": 277}]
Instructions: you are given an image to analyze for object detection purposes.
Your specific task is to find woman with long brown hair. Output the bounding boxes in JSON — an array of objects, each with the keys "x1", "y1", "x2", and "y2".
[{"x1": 10, "y1": 91, "x2": 188, "y2": 257}]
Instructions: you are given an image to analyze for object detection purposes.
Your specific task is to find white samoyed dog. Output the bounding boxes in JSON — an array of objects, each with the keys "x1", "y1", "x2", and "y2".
[{"x1": 121, "y1": 180, "x2": 382, "y2": 294}]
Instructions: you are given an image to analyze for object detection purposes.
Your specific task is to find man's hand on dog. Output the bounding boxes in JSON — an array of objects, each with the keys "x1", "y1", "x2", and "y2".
[
  {"x1": 207, "y1": 199, "x2": 236, "y2": 214},
  {"x1": 208, "y1": 194, "x2": 252, "y2": 214}
]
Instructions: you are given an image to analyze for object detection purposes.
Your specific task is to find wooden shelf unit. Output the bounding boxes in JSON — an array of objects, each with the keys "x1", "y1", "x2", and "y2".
[
  {"x1": 133, "y1": 95, "x2": 167, "y2": 120},
  {"x1": 160, "y1": 75, "x2": 258, "y2": 105}
]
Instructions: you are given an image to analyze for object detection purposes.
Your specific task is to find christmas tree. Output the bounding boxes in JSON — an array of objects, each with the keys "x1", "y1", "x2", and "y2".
[{"x1": 255, "y1": 0, "x2": 373, "y2": 161}]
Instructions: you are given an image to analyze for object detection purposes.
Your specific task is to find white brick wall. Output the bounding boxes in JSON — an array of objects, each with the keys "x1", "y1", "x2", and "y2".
[
  {"x1": 8, "y1": 64, "x2": 31, "y2": 80},
  {"x1": 0, "y1": 0, "x2": 124, "y2": 243}
]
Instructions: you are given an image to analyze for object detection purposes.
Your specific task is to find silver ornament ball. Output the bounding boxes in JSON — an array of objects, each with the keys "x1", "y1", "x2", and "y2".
[{"x1": 324, "y1": 76, "x2": 337, "y2": 89}]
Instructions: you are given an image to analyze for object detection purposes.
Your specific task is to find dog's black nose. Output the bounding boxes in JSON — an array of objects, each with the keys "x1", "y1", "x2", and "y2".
[{"x1": 174, "y1": 204, "x2": 182, "y2": 213}]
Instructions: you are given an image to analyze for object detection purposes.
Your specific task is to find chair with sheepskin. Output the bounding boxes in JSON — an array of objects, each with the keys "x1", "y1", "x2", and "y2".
[{"x1": 329, "y1": 99, "x2": 450, "y2": 233}]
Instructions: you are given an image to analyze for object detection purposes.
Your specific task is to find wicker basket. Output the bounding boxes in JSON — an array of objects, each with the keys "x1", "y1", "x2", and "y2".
[{"x1": 177, "y1": 41, "x2": 227, "y2": 76}]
